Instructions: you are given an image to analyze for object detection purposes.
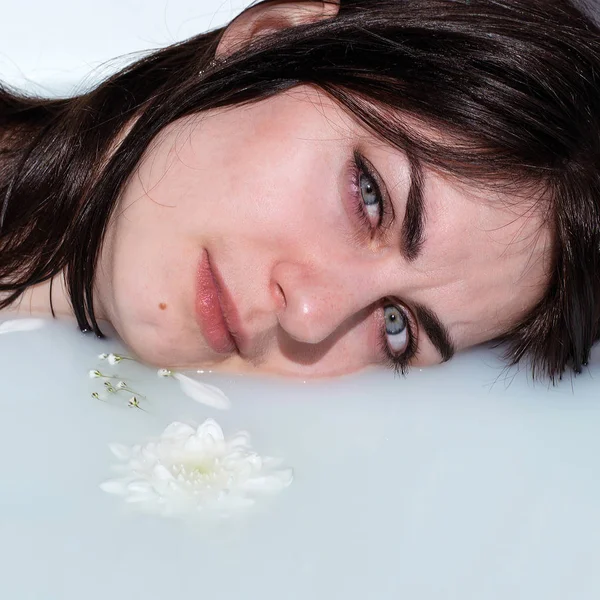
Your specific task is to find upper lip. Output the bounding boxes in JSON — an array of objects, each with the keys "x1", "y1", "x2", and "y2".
[{"x1": 207, "y1": 254, "x2": 247, "y2": 356}]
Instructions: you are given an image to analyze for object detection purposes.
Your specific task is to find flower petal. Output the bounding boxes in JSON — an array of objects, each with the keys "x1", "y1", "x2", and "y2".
[
  {"x1": 99, "y1": 480, "x2": 128, "y2": 495},
  {"x1": 228, "y1": 431, "x2": 252, "y2": 449},
  {"x1": 197, "y1": 419, "x2": 225, "y2": 442},
  {"x1": 126, "y1": 494, "x2": 154, "y2": 504},
  {"x1": 108, "y1": 443, "x2": 132, "y2": 461},
  {"x1": 174, "y1": 374, "x2": 231, "y2": 410},
  {"x1": 127, "y1": 482, "x2": 153, "y2": 494},
  {"x1": 262, "y1": 456, "x2": 285, "y2": 469},
  {"x1": 162, "y1": 422, "x2": 196, "y2": 440},
  {"x1": 152, "y1": 464, "x2": 175, "y2": 481},
  {"x1": 0, "y1": 318, "x2": 46, "y2": 334},
  {"x1": 241, "y1": 470, "x2": 294, "y2": 494}
]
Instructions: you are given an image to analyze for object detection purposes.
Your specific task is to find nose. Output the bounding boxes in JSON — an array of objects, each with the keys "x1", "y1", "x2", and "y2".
[{"x1": 271, "y1": 260, "x2": 373, "y2": 344}]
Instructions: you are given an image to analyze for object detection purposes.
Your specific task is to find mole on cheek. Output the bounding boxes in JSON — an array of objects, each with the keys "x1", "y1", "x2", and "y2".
[{"x1": 159, "y1": 303, "x2": 168, "y2": 311}]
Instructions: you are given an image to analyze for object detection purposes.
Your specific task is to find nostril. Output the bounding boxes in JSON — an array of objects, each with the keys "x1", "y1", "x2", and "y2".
[{"x1": 271, "y1": 281, "x2": 286, "y2": 310}]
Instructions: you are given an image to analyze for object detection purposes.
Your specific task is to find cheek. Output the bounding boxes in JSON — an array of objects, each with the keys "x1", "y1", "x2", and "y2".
[
  {"x1": 104, "y1": 241, "x2": 194, "y2": 360},
  {"x1": 203, "y1": 150, "x2": 343, "y2": 247},
  {"x1": 182, "y1": 102, "x2": 352, "y2": 246},
  {"x1": 99, "y1": 187, "x2": 206, "y2": 365}
]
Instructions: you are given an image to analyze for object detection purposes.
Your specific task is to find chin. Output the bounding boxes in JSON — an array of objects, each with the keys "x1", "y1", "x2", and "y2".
[{"x1": 121, "y1": 326, "x2": 226, "y2": 370}]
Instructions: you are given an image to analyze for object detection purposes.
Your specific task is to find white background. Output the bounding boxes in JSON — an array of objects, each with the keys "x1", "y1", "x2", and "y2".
[{"x1": 0, "y1": 0, "x2": 253, "y2": 93}]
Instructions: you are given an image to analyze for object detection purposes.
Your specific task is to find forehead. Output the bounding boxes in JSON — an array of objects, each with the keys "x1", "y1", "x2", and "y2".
[{"x1": 412, "y1": 168, "x2": 552, "y2": 348}]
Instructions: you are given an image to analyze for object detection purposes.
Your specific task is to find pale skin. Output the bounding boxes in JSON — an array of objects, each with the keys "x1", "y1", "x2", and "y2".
[{"x1": 3, "y1": 1, "x2": 552, "y2": 378}]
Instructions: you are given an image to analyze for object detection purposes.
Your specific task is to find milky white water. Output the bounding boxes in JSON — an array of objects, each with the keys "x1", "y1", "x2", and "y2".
[{"x1": 1, "y1": 318, "x2": 600, "y2": 600}]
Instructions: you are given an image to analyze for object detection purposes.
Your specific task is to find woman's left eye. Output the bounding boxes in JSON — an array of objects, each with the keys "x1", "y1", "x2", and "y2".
[
  {"x1": 381, "y1": 303, "x2": 416, "y2": 375},
  {"x1": 384, "y1": 305, "x2": 409, "y2": 355}
]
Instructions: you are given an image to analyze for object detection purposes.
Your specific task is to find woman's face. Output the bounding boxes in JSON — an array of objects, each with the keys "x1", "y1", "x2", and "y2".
[{"x1": 95, "y1": 86, "x2": 551, "y2": 377}]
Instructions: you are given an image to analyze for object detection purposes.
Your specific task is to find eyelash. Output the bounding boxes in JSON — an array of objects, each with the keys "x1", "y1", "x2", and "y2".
[{"x1": 349, "y1": 151, "x2": 418, "y2": 376}]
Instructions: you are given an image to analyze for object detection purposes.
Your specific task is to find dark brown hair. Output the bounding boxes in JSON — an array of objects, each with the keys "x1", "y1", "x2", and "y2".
[{"x1": 1, "y1": 0, "x2": 600, "y2": 380}]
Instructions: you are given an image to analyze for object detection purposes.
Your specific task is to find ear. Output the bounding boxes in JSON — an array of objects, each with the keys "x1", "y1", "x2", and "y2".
[{"x1": 216, "y1": 1, "x2": 340, "y2": 58}]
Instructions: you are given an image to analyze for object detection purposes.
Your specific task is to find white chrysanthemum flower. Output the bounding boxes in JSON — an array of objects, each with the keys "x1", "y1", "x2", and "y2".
[{"x1": 100, "y1": 419, "x2": 293, "y2": 518}]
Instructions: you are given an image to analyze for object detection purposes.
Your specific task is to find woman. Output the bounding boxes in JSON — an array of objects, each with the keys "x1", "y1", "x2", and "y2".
[{"x1": 0, "y1": 0, "x2": 598, "y2": 380}]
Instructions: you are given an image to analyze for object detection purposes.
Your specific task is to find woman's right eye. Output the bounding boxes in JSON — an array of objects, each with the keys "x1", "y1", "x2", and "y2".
[
  {"x1": 351, "y1": 151, "x2": 387, "y2": 231},
  {"x1": 359, "y1": 171, "x2": 381, "y2": 223}
]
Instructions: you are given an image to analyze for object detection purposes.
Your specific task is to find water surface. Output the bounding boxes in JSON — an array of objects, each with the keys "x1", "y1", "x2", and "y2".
[{"x1": 1, "y1": 318, "x2": 600, "y2": 599}]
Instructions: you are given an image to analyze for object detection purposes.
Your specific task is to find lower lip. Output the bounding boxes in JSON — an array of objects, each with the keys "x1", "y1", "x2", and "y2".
[{"x1": 195, "y1": 250, "x2": 236, "y2": 354}]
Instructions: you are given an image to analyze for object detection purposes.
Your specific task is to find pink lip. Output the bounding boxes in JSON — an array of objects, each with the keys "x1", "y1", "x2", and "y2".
[{"x1": 195, "y1": 250, "x2": 237, "y2": 355}]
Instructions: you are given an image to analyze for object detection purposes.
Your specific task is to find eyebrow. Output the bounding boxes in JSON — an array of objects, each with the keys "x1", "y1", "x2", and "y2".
[
  {"x1": 398, "y1": 156, "x2": 455, "y2": 362},
  {"x1": 401, "y1": 155, "x2": 426, "y2": 262},
  {"x1": 414, "y1": 304, "x2": 455, "y2": 363}
]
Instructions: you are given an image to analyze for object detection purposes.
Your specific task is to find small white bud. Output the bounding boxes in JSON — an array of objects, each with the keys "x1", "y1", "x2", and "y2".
[
  {"x1": 89, "y1": 370, "x2": 101, "y2": 379},
  {"x1": 107, "y1": 353, "x2": 121, "y2": 365},
  {"x1": 128, "y1": 396, "x2": 141, "y2": 409},
  {"x1": 157, "y1": 368, "x2": 173, "y2": 378},
  {"x1": 116, "y1": 381, "x2": 127, "y2": 390},
  {"x1": 98, "y1": 353, "x2": 108, "y2": 360}
]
